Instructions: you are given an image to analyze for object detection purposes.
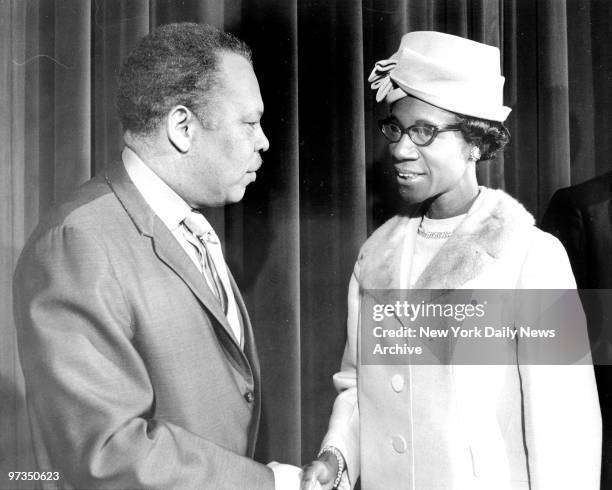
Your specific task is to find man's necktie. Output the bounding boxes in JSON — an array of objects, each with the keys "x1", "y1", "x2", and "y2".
[{"x1": 182, "y1": 211, "x2": 228, "y2": 314}]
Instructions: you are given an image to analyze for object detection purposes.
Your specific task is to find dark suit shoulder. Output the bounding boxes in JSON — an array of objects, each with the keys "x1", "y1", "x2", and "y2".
[{"x1": 552, "y1": 171, "x2": 612, "y2": 209}]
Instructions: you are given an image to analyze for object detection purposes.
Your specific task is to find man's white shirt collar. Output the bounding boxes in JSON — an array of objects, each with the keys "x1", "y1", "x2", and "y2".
[{"x1": 122, "y1": 147, "x2": 213, "y2": 232}]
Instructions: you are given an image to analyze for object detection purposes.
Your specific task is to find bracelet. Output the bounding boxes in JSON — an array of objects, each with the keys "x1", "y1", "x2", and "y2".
[{"x1": 317, "y1": 446, "x2": 345, "y2": 489}]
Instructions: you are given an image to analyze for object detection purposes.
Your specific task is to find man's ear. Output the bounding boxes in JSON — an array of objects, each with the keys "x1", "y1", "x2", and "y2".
[{"x1": 166, "y1": 105, "x2": 195, "y2": 153}]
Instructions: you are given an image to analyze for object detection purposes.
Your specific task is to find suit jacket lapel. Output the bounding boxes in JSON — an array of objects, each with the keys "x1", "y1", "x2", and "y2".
[
  {"x1": 229, "y1": 271, "x2": 259, "y2": 381},
  {"x1": 104, "y1": 161, "x2": 252, "y2": 375},
  {"x1": 228, "y1": 270, "x2": 262, "y2": 457},
  {"x1": 151, "y1": 220, "x2": 251, "y2": 370}
]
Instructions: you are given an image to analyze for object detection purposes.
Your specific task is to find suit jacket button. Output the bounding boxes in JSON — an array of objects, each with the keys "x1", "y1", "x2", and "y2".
[{"x1": 244, "y1": 390, "x2": 254, "y2": 403}]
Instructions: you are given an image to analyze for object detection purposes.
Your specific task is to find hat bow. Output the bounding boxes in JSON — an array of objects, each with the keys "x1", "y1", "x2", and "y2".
[{"x1": 368, "y1": 58, "x2": 398, "y2": 103}]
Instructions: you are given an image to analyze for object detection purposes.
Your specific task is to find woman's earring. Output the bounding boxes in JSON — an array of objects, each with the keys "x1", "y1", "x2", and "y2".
[{"x1": 469, "y1": 146, "x2": 481, "y2": 162}]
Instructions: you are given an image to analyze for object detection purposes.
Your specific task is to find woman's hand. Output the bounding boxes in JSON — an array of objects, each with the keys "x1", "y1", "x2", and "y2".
[{"x1": 301, "y1": 451, "x2": 339, "y2": 490}]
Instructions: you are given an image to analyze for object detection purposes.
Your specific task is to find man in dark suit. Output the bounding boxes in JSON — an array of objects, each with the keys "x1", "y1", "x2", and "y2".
[
  {"x1": 13, "y1": 23, "x2": 301, "y2": 489},
  {"x1": 542, "y1": 170, "x2": 612, "y2": 489}
]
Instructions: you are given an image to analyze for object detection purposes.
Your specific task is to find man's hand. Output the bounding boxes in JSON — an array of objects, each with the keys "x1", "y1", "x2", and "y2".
[
  {"x1": 301, "y1": 451, "x2": 338, "y2": 490},
  {"x1": 268, "y1": 461, "x2": 315, "y2": 490}
]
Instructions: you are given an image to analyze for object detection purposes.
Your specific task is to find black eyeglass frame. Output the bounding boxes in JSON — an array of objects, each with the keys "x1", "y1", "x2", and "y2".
[{"x1": 378, "y1": 118, "x2": 463, "y2": 147}]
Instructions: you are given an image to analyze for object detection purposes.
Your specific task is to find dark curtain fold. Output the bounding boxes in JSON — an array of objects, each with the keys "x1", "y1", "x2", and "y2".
[
  {"x1": 589, "y1": 0, "x2": 612, "y2": 180},
  {"x1": 2, "y1": 1, "x2": 612, "y2": 487},
  {"x1": 236, "y1": 0, "x2": 302, "y2": 464},
  {"x1": 536, "y1": 0, "x2": 571, "y2": 211},
  {"x1": 567, "y1": 0, "x2": 596, "y2": 184},
  {"x1": 297, "y1": 0, "x2": 368, "y2": 462},
  {"x1": 1, "y1": 2, "x2": 31, "y2": 487}
]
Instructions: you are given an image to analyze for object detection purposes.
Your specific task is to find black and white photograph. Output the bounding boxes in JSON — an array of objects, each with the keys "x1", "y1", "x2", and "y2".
[{"x1": 1, "y1": 1, "x2": 611, "y2": 489}]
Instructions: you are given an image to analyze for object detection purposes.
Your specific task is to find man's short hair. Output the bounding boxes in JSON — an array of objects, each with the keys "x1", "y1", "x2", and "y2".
[{"x1": 116, "y1": 23, "x2": 252, "y2": 135}]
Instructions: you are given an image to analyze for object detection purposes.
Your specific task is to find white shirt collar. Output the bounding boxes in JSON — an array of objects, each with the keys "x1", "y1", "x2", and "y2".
[{"x1": 122, "y1": 147, "x2": 194, "y2": 231}]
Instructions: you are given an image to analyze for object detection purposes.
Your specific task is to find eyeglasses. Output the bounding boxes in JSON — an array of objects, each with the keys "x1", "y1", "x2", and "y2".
[{"x1": 378, "y1": 118, "x2": 463, "y2": 146}]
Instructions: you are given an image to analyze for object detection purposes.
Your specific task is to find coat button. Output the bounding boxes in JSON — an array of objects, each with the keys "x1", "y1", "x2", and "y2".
[
  {"x1": 244, "y1": 390, "x2": 254, "y2": 403},
  {"x1": 391, "y1": 435, "x2": 407, "y2": 454},
  {"x1": 391, "y1": 374, "x2": 404, "y2": 393}
]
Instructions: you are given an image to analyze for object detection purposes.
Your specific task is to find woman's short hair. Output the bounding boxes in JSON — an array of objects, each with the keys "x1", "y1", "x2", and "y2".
[
  {"x1": 116, "y1": 23, "x2": 252, "y2": 135},
  {"x1": 456, "y1": 116, "x2": 511, "y2": 161}
]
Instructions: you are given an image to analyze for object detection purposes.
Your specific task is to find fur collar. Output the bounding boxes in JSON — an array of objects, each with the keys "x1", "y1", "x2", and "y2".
[{"x1": 358, "y1": 188, "x2": 535, "y2": 290}]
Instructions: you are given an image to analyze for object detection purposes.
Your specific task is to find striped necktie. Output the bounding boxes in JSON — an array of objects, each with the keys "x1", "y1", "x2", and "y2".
[{"x1": 182, "y1": 211, "x2": 228, "y2": 314}]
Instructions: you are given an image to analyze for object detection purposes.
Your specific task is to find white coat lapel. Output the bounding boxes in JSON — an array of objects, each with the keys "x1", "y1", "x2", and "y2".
[
  {"x1": 358, "y1": 212, "x2": 419, "y2": 290},
  {"x1": 359, "y1": 189, "x2": 535, "y2": 291},
  {"x1": 414, "y1": 189, "x2": 535, "y2": 289}
]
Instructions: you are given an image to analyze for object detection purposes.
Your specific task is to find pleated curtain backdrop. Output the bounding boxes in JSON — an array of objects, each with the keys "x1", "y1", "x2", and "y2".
[{"x1": 2, "y1": 1, "x2": 611, "y2": 488}]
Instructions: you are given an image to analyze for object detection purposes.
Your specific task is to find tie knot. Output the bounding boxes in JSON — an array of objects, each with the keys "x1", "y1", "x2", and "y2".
[{"x1": 183, "y1": 211, "x2": 219, "y2": 244}]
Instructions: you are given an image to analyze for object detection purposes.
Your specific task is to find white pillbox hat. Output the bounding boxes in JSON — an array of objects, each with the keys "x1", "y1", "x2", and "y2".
[{"x1": 368, "y1": 31, "x2": 511, "y2": 122}]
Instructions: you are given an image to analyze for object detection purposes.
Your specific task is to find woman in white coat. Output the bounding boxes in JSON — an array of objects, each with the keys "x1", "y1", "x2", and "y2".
[{"x1": 302, "y1": 31, "x2": 601, "y2": 490}]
